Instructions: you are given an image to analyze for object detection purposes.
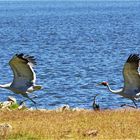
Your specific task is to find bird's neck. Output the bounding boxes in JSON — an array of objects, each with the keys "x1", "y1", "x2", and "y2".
[{"x1": 106, "y1": 84, "x2": 123, "y2": 95}]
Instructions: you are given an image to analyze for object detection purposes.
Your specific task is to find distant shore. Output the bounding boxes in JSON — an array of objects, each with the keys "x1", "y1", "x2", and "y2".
[{"x1": 0, "y1": 108, "x2": 139, "y2": 139}]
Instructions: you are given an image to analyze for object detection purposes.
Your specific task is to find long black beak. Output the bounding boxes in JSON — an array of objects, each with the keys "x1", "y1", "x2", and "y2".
[{"x1": 94, "y1": 94, "x2": 100, "y2": 98}]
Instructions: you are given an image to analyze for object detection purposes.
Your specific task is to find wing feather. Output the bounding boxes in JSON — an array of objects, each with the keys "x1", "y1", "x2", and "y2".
[
  {"x1": 123, "y1": 54, "x2": 140, "y2": 91},
  {"x1": 9, "y1": 53, "x2": 36, "y2": 89}
]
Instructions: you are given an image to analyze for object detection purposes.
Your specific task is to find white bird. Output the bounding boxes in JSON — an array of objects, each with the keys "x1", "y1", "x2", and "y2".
[
  {"x1": 99, "y1": 54, "x2": 140, "y2": 108},
  {"x1": 0, "y1": 53, "x2": 42, "y2": 104}
]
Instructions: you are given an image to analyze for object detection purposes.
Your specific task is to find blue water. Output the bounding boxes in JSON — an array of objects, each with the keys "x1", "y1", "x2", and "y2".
[{"x1": 0, "y1": 1, "x2": 140, "y2": 109}]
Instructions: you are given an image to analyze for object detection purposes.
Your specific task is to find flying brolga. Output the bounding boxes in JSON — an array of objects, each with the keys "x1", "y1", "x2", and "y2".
[
  {"x1": 98, "y1": 54, "x2": 140, "y2": 108},
  {"x1": 0, "y1": 53, "x2": 42, "y2": 104}
]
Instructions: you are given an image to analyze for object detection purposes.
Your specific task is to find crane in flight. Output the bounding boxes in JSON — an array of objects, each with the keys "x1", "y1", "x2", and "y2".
[
  {"x1": 98, "y1": 54, "x2": 140, "y2": 108},
  {"x1": 0, "y1": 53, "x2": 42, "y2": 104}
]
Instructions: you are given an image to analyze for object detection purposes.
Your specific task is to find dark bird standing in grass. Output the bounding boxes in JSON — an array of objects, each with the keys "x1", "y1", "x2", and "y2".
[
  {"x1": 92, "y1": 94, "x2": 100, "y2": 111},
  {"x1": 98, "y1": 54, "x2": 140, "y2": 108},
  {"x1": 0, "y1": 53, "x2": 42, "y2": 104}
]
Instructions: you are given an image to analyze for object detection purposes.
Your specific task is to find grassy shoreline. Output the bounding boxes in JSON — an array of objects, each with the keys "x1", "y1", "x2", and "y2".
[{"x1": 0, "y1": 108, "x2": 140, "y2": 139}]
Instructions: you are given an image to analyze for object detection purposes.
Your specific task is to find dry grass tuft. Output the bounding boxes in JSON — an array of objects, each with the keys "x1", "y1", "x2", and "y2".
[{"x1": 0, "y1": 109, "x2": 140, "y2": 139}]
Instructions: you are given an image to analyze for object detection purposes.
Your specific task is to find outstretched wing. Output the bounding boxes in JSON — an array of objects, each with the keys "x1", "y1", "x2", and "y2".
[
  {"x1": 9, "y1": 53, "x2": 37, "y2": 89},
  {"x1": 123, "y1": 54, "x2": 140, "y2": 91}
]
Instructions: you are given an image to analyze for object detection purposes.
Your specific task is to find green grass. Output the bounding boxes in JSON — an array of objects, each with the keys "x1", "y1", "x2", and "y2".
[{"x1": 8, "y1": 103, "x2": 19, "y2": 110}]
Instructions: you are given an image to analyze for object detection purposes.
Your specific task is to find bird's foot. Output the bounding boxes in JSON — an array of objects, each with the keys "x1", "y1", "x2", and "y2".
[{"x1": 19, "y1": 101, "x2": 24, "y2": 106}]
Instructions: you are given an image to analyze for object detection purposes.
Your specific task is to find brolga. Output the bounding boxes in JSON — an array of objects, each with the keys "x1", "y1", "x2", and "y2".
[
  {"x1": 0, "y1": 53, "x2": 42, "y2": 104},
  {"x1": 98, "y1": 54, "x2": 140, "y2": 108}
]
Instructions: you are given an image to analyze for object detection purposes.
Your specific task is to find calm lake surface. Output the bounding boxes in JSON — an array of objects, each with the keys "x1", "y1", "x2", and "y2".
[{"x1": 0, "y1": 1, "x2": 140, "y2": 109}]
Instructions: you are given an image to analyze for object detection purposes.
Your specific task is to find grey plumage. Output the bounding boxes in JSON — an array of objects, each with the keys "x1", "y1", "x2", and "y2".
[
  {"x1": 0, "y1": 53, "x2": 42, "y2": 104},
  {"x1": 99, "y1": 54, "x2": 140, "y2": 108}
]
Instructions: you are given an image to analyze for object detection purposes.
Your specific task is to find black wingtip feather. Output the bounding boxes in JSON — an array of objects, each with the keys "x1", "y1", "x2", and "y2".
[
  {"x1": 16, "y1": 53, "x2": 24, "y2": 57},
  {"x1": 16, "y1": 53, "x2": 37, "y2": 65},
  {"x1": 127, "y1": 54, "x2": 140, "y2": 63}
]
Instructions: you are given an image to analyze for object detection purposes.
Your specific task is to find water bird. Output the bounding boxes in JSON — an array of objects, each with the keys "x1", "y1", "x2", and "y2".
[
  {"x1": 0, "y1": 53, "x2": 42, "y2": 104},
  {"x1": 98, "y1": 54, "x2": 140, "y2": 108},
  {"x1": 92, "y1": 94, "x2": 100, "y2": 110}
]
